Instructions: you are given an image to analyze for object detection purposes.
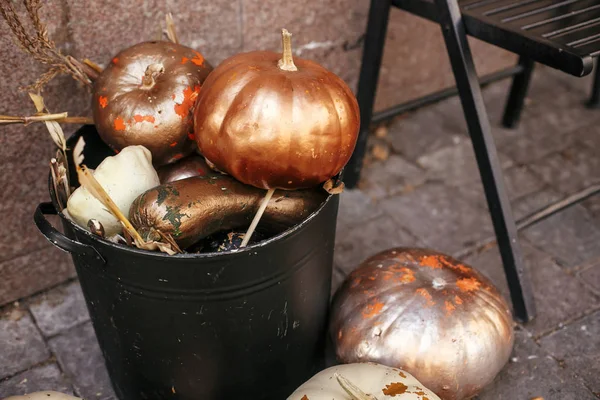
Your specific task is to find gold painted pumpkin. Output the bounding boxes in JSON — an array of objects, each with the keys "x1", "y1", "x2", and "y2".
[
  {"x1": 330, "y1": 248, "x2": 514, "y2": 400},
  {"x1": 193, "y1": 29, "x2": 359, "y2": 190},
  {"x1": 93, "y1": 41, "x2": 212, "y2": 166},
  {"x1": 287, "y1": 362, "x2": 440, "y2": 400}
]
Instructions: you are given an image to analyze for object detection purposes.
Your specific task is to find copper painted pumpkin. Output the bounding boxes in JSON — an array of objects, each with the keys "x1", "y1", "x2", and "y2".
[
  {"x1": 330, "y1": 248, "x2": 514, "y2": 400},
  {"x1": 193, "y1": 29, "x2": 360, "y2": 190},
  {"x1": 93, "y1": 41, "x2": 212, "y2": 166}
]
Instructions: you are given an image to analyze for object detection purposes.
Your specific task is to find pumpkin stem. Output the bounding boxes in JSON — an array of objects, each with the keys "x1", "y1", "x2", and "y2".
[
  {"x1": 335, "y1": 373, "x2": 379, "y2": 400},
  {"x1": 141, "y1": 63, "x2": 165, "y2": 88},
  {"x1": 278, "y1": 29, "x2": 298, "y2": 72}
]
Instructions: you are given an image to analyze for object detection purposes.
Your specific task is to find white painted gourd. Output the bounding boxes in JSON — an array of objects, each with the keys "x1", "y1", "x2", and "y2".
[
  {"x1": 66, "y1": 145, "x2": 160, "y2": 237},
  {"x1": 287, "y1": 362, "x2": 441, "y2": 400}
]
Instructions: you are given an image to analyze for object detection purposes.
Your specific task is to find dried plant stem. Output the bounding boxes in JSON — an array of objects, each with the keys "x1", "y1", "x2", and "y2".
[
  {"x1": 241, "y1": 188, "x2": 275, "y2": 248},
  {"x1": 165, "y1": 13, "x2": 179, "y2": 44},
  {"x1": 0, "y1": 113, "x2": 93, "y2": 125},
  {"x1": 0, "y1": 0, "x2": 98, "y2": 90},
  {"x1": 335, "y1": 373, "x2": 379, "y2": 400}
]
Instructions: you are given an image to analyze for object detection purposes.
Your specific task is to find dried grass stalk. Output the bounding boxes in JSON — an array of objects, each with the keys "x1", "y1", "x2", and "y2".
[
  {"x1": 73, "y1": 137, "x2": 181, "y2": 255},
  {"x1": 0, "y1": 0, "x2": 97, "y2": 90},
  {"x1": 165, "y1": 13, "x2": 179, "y2": 44}
]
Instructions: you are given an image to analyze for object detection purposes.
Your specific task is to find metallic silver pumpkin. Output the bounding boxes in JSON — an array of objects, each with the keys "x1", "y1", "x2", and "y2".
[{"x1": 330, "y1": 247, "x2": 514, "y2": 400}]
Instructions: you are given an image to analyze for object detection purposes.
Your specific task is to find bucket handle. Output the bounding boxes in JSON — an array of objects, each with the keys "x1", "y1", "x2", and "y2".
[{"x1": 34, "y1": 202, "x2": 106, "y2": 264}]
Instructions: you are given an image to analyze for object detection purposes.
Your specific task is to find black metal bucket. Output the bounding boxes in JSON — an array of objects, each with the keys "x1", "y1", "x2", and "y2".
[{"x1": 34, "y1": 125, "x2": 339, "y2": 400}]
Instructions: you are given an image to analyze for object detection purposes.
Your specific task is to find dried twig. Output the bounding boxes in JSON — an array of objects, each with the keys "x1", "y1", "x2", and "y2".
[
  {"x1": 0, "y1": 0, "x2": 97, "y2": 90},
  {"x1": 27, "y1": 92, "x2": 72, "y2": 199},
  {"x1": 165, "y1": 13, "x2": 179, "y2": 44},
  {"x1": 0, "y1": 113, "x2": 93, "y2": 125}
]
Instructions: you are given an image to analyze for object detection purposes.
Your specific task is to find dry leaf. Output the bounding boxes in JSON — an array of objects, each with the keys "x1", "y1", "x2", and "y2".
[
  {"x1": 374, "y1": 125, "x2": 388, "y2": 138},
  {"x1": 323, "y1": 179, "x2": 345, "y2": 194},
  {"x1": 371, "y1": 143, "x2": 389, "y2": 161}
]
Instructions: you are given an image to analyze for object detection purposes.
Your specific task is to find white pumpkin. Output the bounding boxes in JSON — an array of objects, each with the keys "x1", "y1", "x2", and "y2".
[
  {"x1": 4, "y1": 391, "x2": 81, "y2": 400},
  {"x1": 288, "y1": 362, "x2": 440, "y2": 400},
  {"x1": 66, "y1": 145, "x2": 160, "y2": 237}
]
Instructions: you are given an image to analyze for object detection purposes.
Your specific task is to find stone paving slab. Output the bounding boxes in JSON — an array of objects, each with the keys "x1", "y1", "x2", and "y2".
[
  {"x1": 357, "y1": 155, "x2": 427, "y2": 200},
  {"x1": 529, "y1": 143, "x2": 600, "y2": 195},
  {"x1": 476, "y1": 328, "x2": 595, "y2": 400},
  {"x1": 48, "y1": 322, "x2": 116, "y2": 400},
  {"x1": 334, "y1": 215, "x2": 423, "y2": 276},
  {"x1": 523, "y1": 205, "x2": 600, "y2": 269},
  {"x1": 0, "y1": 364, "x2": 74, "y2": 398},
  {"x1": 456, "y1": 165, "x2": 549, "y2": 215},
  {"x1": 335, "y1": 189, "x2": 385, "y2": 231},
  {"x1": 386, "y1": 106, "x2": 465, "y2": 162},
  {"x1": 380, "y1": 183, "x2": 494, "y2": 254},
  {"x1": 538, "y1": 309, "x2": 600, "y2": 395},
  {"x1": 579, "y1": 259, "x2": 600, "y2": 294},
  {"x1": 0, "y1": 308, "x2": 50, "y2": 378},
  {"x1": 465, "y1": 241, "x2": 600, "y2": 337},
  {"x1": 417, "y1": 137, "x2": 514, "y2": 187},
  {"x1": 510, "y1": 188, "x2": 563, "y2": 221},
  {"x1": 28, "y1": 281, "x2": 90, "y2": 338}
]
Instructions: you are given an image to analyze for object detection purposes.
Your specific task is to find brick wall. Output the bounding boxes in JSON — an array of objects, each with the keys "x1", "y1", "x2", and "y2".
[{"x1": 0, "y1": 0, "x2": 515, "y2": 306}]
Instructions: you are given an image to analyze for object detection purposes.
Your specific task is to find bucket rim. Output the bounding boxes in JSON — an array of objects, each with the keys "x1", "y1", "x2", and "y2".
[{"x1": 49, "y1": 172, "x2": 336, "y2": 260}]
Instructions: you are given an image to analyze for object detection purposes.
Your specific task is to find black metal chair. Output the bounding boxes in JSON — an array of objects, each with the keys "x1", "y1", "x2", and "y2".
[{"x1": 345, "y1": 0, "x2": 600, "y2": 322}]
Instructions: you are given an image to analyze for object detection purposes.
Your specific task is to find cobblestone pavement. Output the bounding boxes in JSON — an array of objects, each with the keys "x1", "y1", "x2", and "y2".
[{"x1": 1, "y1": 65, "x2": 599, "y2": 399}]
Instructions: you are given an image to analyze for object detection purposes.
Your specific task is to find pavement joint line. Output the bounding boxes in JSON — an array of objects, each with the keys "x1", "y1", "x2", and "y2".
[
  {"x1": 1, "y1": 277, "x2": 79, "y2": 311},
  {"x1": 0, "y1": 356, "x2": 57, "y2": 385},
  {"x1": 532, "y1": 305, "x2": 600, "y2": 341}
]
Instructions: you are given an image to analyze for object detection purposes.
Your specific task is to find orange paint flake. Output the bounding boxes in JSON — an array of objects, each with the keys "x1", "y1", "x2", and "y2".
[
  {"x1": 454, "y1": 295, "x2": 463, "y2": 305},
  {"x1": 301, "y1": 396, "x2": 309, "y2": 400},
  {"x1": 170, "y1": 141, "x2": 178, "y2": 147},
  {"x1": 98, "y1": 96, "x2": 108, "y2": 108},
  {"x1": 112, "y1": 57, "x2": 119, "y2": 64},
  {"x1": 114, "y1": 117, "x2": 126, "y2": 131},
  {"x1": 133, "y1": 114, "x2": 155, "y2": 123},
  {"x1": 382, "y1": 382, "x2": 408, "y2": 396},
  {"x1": 181, "y1": 57, "x2": 190, "y2": 64},
  {"x1": 174, "y1": 85, "x2": 201, "y2": 119},
  {"x1": 420, "y1": 255, "x2": 444, "y2": 269},
  {"x1": 188, "y1": 133, "x2": 196, "y2": 140},
  {"x1": 399, "y1": 371, "x2": 407, "y2": 378},
  {"x1": 362, "y1": 300, "x2": 384, "y2": 319},
  {"x1": 351, "y1": 277, "x2": 362, "y2": 288},
  {"x1": 190, "y1": 51, "x2": 205, "y2": 66},
  {"x1": 397, "y1": 267, "x2": 416, "y2": 284},
  {"x1": 171, "y1": 153, "x2": 184, "y2": 161},
  {"x1": 456, "y1": 277, "x2": 481, "y2": 292},
  {"x1": 445, "y1": 300, "x2": 456, "y2": 315},
  {"x1": 416, "y1": 288, "x2": 435, "y2": 307}
]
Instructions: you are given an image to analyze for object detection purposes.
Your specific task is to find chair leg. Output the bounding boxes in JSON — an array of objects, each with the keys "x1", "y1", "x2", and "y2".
[
  {"x1": 433, "y1": 0, "x2": 536, "y2": 322},
  {"x1": 343, "y1": 0, "x2": 392, "y2": 189},
  {"x1": 502, "y1": 57, "x2": 535, "y2": 128},
  {"x1": 586, "y1": 58, "x2": 600, "y2": 109}
]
